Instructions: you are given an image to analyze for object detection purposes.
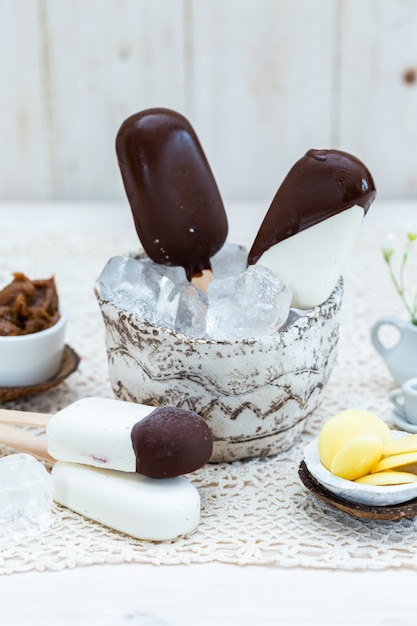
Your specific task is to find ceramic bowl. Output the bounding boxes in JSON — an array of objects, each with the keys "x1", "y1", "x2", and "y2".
[
  {"x1": 303, "y1": 432, "x2": 417, "y2": 506},
  {"x1": 95, "y1": 275, "x2": 342, "y2": 462},
  {"x1": 0, "y1": 311, "x2": 67, "y2": 388}
]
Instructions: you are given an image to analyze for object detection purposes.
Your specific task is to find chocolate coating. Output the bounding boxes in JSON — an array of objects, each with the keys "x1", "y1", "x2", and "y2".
[
  {"x1": 247, "y1": 149, "x2": 376, "y2": 265},
  {"x1": 131, "y1": 406, "x2": 213, "y2": 479},
  {"x1": 116, "y1": 108, "x2": 228, "y2": 281}
]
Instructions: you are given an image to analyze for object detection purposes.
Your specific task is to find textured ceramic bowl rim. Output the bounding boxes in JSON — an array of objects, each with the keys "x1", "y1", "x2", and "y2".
[{"x1": 95, "y1": 277, "x2": 342, "y2": 346}]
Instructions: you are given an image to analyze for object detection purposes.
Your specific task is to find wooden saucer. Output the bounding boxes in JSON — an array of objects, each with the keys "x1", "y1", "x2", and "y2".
[
  {"x1": 298, "y1": 460, "x2": 417, "y2": 521},
  {"x1": 0, "y1": 345, "x2": 80, "y2": 403}
]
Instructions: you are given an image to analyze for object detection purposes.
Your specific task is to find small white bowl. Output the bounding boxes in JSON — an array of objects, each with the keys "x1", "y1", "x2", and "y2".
[
  {"x1": 303, "y1": 433, "x2": 417, "y2": 506},
  {"x1": 0, "y1": 311, "x2": 67, "y2": 388}
]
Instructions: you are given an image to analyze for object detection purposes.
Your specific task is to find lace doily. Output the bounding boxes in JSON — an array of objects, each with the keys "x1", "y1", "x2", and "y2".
[{"x1": 1, "y1": 204, "x2": 416, "y2": 575}]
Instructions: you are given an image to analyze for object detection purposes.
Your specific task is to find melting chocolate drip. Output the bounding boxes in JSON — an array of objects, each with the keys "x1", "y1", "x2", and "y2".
[
  {"x1": 131, "y1": 406, "x2": 213, "y2": 479},
  {"x1": 116, "y1": 108, "x2": 228, "y2": 281},
  {"x1": 248, "y1": 149, "x2": 376, "y2": 266}
]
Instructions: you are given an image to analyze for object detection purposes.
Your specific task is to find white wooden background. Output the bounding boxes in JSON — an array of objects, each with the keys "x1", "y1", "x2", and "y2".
[{"x1": 1, "y1": 0, "x2": 417, "y2": 202}]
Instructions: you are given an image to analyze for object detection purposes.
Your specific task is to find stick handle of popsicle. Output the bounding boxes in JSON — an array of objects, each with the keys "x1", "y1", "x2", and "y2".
[
  {"x1": 191, "y1": 269, "x2": 214, "y2": 292},
  {"x1": 0, "y1": 409, "x2": 51, "y2": 428},
  {"x1": 0, "y1": 424, "x2": 54, "y2": 463}
]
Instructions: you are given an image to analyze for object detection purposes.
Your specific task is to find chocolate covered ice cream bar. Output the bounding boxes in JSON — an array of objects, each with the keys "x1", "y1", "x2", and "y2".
[
  {"x1": 248, "y1": 149, "x2": 376, "y2": 308},
  {"x1": 116, "y1": 108, "x2": 228, "y2": 289}
]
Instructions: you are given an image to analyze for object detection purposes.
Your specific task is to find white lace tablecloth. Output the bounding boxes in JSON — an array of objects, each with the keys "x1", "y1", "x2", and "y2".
[{"x1": 0, "y1": 201, "x2": 415, "y2": 575}]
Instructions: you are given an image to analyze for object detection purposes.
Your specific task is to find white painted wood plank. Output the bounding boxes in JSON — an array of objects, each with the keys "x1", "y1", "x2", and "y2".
[
  {"x1": 44, "y1": 0, "x2": 188, "y2": 199},
  {"x1": 0, "y1": 0, "x2": 50, "y2": 199},
  {"x1": 2, "y1": 563, "x2": 417, "y2": 625},
  {"x1": 2, "y1": 1, "x2": 417, "y2": 202},
  {"x1": 338, "y1": 0, "x2": 417, "y2": 198},
  {"x1": 189, "y1": 0, "x2": 338, "y2": 204}
]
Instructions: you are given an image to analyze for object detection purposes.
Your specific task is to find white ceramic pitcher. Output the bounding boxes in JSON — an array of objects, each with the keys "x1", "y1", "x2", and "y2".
[{"x1": 371, "y1": 316, "x2": 417, "y2": 386}]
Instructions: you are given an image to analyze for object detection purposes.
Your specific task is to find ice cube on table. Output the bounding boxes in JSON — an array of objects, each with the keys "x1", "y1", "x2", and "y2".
[
  {"x1": 0, "y1": 453, "x2": 53, "y2": 539},
  {"x1": 206, "y1": 265, "x2": 292, "y2": 341}
]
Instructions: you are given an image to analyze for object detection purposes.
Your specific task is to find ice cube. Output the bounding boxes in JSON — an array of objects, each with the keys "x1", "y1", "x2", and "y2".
[
  {"x1": 280, "y1": 306, "x2": 313, "y2": 330},
  {"x1": 154, "y1": 276, "x2": 181, "y2": 329},
  {"x1": 97, "y1": 256, "x2": 178, "y2": 327},
  {"x1": 97, "y1": 255, "x2": 148, "y2": 293},
  {"x1": 211, "y1": 242, "x2": 248, "y2": 279},
  {"x1": 141, "y1": 256, "x2": 187, "y2": 285},
  {"x1": 97, "y1": 249, "x2": 296, "y2": 341},
  {"x1": 0, "y1": 453, "x2": 54, "y2": 539},
  {"x1": 206, "y1": 265, "x2": 292, "y2": 341},
  {"x1": 174, "y1": 283, "x2": 208, "y2": 338},
  {"x1": 112, "y1": 280, "x2": 157, "y2": 323}
]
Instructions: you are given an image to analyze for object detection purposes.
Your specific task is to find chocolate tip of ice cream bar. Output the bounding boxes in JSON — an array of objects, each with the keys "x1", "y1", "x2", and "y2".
[
  {"x1": 131, "y1": 406, "x2": 213, "y2": 479},
  {"x1": 247, "y1": 148, "x2": 376, "y2": 266},
  {"x1": 116, "y1": 107, "x2": 228, "y2": 281}
]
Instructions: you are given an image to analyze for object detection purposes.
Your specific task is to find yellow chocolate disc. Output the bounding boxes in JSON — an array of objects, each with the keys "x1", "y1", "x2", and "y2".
[
  {"x1": 330, "y1": 434, "x2": 383, "y2": 481},
  {"x1": 383, "y1": 433, "x2": 417, "y2": 457},
  {"x1": 372, "y1": 451, "x2": 417, "y2": 473},
  {"x1": 318, "y1": 410, "x2": 391, "y2": 471},
  {"x1": 398, "y1": 462, "x2": 417, "y2": 474},
  {"x1": 355, "y1": 471, "x2": 417, "y2": 486},
  {"x1": 347, "y1": 410, "x2": 392, "y2": 445}
]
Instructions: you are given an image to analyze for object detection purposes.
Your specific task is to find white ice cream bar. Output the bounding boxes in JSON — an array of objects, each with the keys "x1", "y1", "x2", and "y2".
[
  {"x1": 46, "y1": 397, "x2": 153, "y2": 472},
  {"x1": 46, "y1": 397, "x2": 213, "y2": 478},
  {"x1": 52, "y1": 461, "x2": 201, "y2": 541},
  {"x1": 255, "y1": 205, "x2": 364, "y2": 309}
]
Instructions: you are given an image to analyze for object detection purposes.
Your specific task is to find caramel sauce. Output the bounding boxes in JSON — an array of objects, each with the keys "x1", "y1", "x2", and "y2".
[{"x1": 0, "y1": 273, "x2": 60, "y2": 336}]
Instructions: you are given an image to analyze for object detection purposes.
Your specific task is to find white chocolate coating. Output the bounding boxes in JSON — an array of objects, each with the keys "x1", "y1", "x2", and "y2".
[
  {"x1": 47, "y1": 397, "x2": 155, "y2": 471},
  {"x1": 256, "y1": 205, "x2": 364, "y2": 309},
  {"x1": 52, "y1": 461, "x2": 200, "y2": 540}
]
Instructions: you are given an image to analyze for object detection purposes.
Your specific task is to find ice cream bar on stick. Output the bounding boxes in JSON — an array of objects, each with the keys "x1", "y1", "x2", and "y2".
[
  {"x1": 0, "y1": 425, "x2": 201, "y2": 541},
  {"x1": 0, "y1": 397, "x2": 213, "y2": 478},
  {"x1": 0, "y1": 399, "x2": 205, "y2": 540},
  {"x1": 52, "y1": 461, "x2": 200, "y2": 541},
  {"x1": 247, "y1": 149, "x2": 376, "y2": 309},
  {"x1": 0, "y1": 423, "x2": 54, "y2": 463},
  {"x1": 116, "y1": 108, "x2": 228, "y2": 291}
]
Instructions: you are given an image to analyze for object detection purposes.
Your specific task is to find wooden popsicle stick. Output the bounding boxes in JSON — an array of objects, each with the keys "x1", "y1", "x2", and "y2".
[
  {"x1": 0, "y1": 423, "x2": 54, "y2": 463},
  {"x1": 0, "y1": 409, "x2": 51, "y2": 428},
  {"x1": 191, "y1": 269, "x2": 214, "y2": 292}
]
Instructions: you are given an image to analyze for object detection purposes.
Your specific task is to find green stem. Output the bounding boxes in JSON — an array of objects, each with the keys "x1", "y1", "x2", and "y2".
[
  {"x1": 399, "y1": 250, "x2": 408, "y2": 295},
  {"x1": 383, "y1": 236, "x2": 417, "y2": 324},
  {"x1": 386, "y1": 257, "x2": 415, "y2": 320}
]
